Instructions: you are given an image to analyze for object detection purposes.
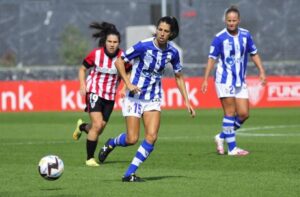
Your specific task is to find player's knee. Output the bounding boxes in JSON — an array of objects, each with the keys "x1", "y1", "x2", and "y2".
[
  {"x1": 126, "y1": 135, "x2": 139, "y2": 145},
  {"x1": 92, "y1": 121, "x2": 104, "y2": 133},
  {"x1": 145, "y1": 133, "x2": 158, "y2": 144},
  {"x1": 239, "y1": 113, "x2": 249, "y2": 122}
]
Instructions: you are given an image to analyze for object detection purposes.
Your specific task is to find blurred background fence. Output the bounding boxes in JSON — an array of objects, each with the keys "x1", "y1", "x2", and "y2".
[{"x1": 0, "y1": 0, "x2": 300, "y2": 80}]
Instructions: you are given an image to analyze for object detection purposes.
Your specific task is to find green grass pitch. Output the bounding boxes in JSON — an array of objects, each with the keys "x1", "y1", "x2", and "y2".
[{"x1": 0, "y1": 108, "x2": 299, "y2": 197}]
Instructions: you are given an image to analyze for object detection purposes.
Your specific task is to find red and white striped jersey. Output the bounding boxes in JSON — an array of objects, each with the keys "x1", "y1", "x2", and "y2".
[{"x1": 84, "y1": 47, "x2": 123, "y2": 101}]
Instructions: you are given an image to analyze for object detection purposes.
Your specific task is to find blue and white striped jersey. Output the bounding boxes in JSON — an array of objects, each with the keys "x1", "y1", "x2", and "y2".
[
  {"x1": 209, "y1": 28, "x2": 257, "y2": 87},
  {"x1": 122, "y1": 37, "x2": 182, "y2": 100}
]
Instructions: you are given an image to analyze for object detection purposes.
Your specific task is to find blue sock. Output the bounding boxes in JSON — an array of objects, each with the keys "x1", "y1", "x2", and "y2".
[
  {"x1": 109, "y1": 133, "x2": 127, "y2": 147},
  {"x1": 234, "y1": 116, "x2": 243, "y2": 130},
  {"x1": 226, "y1": 133, "x2": 236, "y2": 152},
  {"x1": 219, "y1": 132, "x2": 226, "y2": 139},
  {"x1": 124, "y1": 140, "x2": 154, "y2": 177},
  {"x1": 222, "y1": 116, "x2": 236, "y2": 152}
]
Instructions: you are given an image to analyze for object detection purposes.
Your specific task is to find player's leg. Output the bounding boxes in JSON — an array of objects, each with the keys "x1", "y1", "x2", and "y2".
[
  {"x1": 122, "y1": 111, "x2": 160, "y2": 182},
  {"x1": 86, "y1": 111, "x2": 106, "y2": 166},
  {"x1": 234, "y1": 83, "x2": 250, "y2": 130},
  {"x1": 222, "y1": 99, "x2": 249, "y2": 156},
  {"x1": 73, "y1": 119, "x2": 91, "y2": 140},
  {"x1": 234, "y1": 98, "x2": 249, "y2": 130},
  {"x1": 99, "y1": 116, "x2": 141, "y2": 163},
  {"x1": 220, "y1": 97, "x2": 237, "y2": 154},
  {"x1": 214, "y1": 83, "x2": 235, "y2": 154},
  {"x1": 122, "y1": 99, "x2": 161, "y2": 182},
  {"x1": 99, "y1": 97, "x2": 141, "y2": 163}
]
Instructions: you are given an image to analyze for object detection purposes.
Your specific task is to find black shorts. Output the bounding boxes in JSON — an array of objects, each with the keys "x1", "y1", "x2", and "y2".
[{"x1": 85, "y1": 93, "x2": 115, "y2": 122}]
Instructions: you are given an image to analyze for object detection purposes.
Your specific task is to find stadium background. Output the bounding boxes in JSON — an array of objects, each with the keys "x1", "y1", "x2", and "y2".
[
  {"x1": 0, "y1": 1, "x2": 300, "y2": 196},
  {"x1": 0, "y1": 0, "x2": 300, "y2": 111}
]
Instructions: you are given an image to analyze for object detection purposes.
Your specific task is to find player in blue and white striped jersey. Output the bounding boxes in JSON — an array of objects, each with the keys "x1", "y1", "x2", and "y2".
[
  {"x1": 201, "y1": 6, "x2": 266, "y2": 156},
  {"x1": 99, "y1": 16, "x2": 196, "y2": 182},
  {"x1": 122, "y1": 37, "x2": 182, "y2": 100}
]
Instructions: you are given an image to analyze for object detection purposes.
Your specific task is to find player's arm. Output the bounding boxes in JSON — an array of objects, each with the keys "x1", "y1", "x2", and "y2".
[
  {"x1": 78, "y1": 65, "x2": 87, "y2": 96},
  {"x1": 251, "y1": 54, "x2": 266, "y2": 86},
  {"x1": 118, "y1": 72, "x2": 131, "y2": 98},
  {"x1": 174, "y1": 72, "x2": 196, "y2": 118},
  {"x1": 115, "y1": 57, "x2": 140, "y2": 94},
  {"x1": 201, "y1": 57, "x2": 216, "y2": 93}
]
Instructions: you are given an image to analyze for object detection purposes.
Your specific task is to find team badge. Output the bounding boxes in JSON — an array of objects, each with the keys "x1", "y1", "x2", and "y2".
[{"x1": 247, "y1": 79, "x2": 265, "y2": 106}]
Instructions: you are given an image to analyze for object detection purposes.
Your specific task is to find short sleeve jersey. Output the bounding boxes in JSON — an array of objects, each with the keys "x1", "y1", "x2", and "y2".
[
  {"x1": 83, "y1": 47, "x2": 124, "y2": 101},
  {"x1": 122, "y1": 37, "x2": 182, "y2": 100},
  {"x1": 209, "y1": 28, "x2": 257, "y2": 87}
]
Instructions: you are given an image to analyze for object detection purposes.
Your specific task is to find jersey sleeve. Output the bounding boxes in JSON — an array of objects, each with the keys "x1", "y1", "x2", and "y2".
[
  {"x1": 208, "y1": 37, "x2": 221, "y2": 59},
  {"x1": 122, "y1": 42, "x2": 144, "y2": 63},
  {"x1": 247, "y1": 33, "x2": 258, "y2": 55},
  {"x1": 124, "y1": 62, "x2": 132, "y2": 73},
  {"x1": 82, "y1": 49, "x2": 96, "y2": 68},
  {"x1": 170, "y1": 50, "x2": 183, "y2": 73}
]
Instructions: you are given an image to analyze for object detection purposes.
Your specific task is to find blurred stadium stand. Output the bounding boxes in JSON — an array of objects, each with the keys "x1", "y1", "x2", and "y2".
[{"x1": 0, "y1": 0, "x2": 299, "y2": 80}]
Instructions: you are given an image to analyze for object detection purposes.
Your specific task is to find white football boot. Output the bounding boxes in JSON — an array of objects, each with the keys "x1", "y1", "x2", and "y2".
[
  {"x1": 228, "y1": 147, "x2": 249, "y2": 156},
  {"x1": 214, "y1": 134, "x2": 225, "y2": 155}
]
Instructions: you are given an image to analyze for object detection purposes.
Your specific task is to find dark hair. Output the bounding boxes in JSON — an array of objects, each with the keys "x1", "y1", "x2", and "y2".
[
  {"x1": 156, "y1": 16, "x2": 179, "y2": 41},
  {"x1": 89, "y1": 22, "x2": 121, "y2": 47},
  {"x1": 225, "y1": 5, "x2": 240, "y2": 18}
]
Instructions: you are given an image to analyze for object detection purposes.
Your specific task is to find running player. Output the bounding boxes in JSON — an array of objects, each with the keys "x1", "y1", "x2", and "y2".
[
  {"x1": 201, "y1": 6, "x2": 266, "y2": 156},
  {"x1": 99, "y1": 16, "x2": 196, "y2": 182},
  {"x1": 72, "y1": 22, "x2": 130, "y2": 166}
]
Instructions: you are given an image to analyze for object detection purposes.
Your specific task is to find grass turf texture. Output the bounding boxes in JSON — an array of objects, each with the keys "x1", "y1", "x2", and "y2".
[{"x1": 0, "y1": 108, "x2": 299, "y2": 196}]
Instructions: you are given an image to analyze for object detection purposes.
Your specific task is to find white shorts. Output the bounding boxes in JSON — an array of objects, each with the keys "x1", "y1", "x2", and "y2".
[
  {"x1": 215, "y1": 82, "x2": 249, "y2": 99},
  {"x1": 122, "y1": 97, "x2": 161, "y2": 118}
]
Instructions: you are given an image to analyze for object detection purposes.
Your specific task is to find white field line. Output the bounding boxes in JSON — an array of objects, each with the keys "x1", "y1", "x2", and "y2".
[
  {"x1": 1, "y1": 125, "x2": 300, "y2": 146},
  {"x1": 237, "y1": 124, "x2": 300, "y2": 137},
  {"x1": 0, "y1": 140, "x2": 74, "y2": 146}
]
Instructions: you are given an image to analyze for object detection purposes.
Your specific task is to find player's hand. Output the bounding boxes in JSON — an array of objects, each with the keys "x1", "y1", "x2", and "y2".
[
  {"x1": 201, "y1": 80, "x2": 208, "y2": 94},
  {"x1": 259, "y1": 73, "x2": 267, "y2": 86},
  {"x1": 127, "y1": 83, "x2": 141, "y2": 94},
  {"x1": 186, "y1": 104, "x2": 196, "y2": 118}
]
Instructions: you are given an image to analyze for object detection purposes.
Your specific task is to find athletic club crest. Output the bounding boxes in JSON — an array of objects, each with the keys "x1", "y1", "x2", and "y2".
[{"x1": 247, "y1": 79, "x2": 265, "y2": 106}]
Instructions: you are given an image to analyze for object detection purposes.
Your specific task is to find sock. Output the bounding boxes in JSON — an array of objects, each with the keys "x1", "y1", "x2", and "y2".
[
  {"x1": 234, "y1": 116, "x2": 243, "y2": 130},
  {"x1": 80, "y1": 123, "x2": 88, "y2": 134},
  {"x1": 222, "y1": 116, "x2": 236, "y2": 152},
  {"x1": 219, "y1": 132, "x2": 226, "y2": 139},
  {"x1": 86, "y1": 139, "x2": 97, "y2": 160},
  {"x1": 109, "y1": 133, "x2": 128, "y2": 147},
  {"x1": 124, "y1": 140, "x2": 154, "y2": 177}
]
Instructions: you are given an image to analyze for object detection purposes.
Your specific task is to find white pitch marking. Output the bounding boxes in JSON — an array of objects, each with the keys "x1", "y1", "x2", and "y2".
[
  {"x1": 2, "y1": 125, "x2": 300, "y2": 145},
  {"x1": 0, "y1": 140, "x2": 73, "y2": 146},
  {"x1": 237, "y1": 124, "x2": 300, "y2": 137},
  {"x1": 238, "y1": 124, "x2": 300, "y2": 132}
]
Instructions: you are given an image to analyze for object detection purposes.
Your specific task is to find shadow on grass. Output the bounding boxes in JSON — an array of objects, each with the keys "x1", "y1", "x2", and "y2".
[
  {"x1": 103, "y1": 175, "x2": 187, "y2": 182},
  {"x1": 143, "y1": 175, "x2": 187, "y2": 181},
  {"x1": 102, "y1": 160, "x2": 129, "y2": 165}
]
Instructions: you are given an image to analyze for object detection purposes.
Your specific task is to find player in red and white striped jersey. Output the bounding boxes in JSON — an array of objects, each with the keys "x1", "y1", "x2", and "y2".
[{"x1": 72, "y1": 22, "x2": 131, "y2": 167}]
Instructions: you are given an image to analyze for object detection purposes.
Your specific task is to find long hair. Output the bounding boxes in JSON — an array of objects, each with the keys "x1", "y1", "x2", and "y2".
[
  {"x1": 156, "y1": 16, "x2": 179, "y2": 41},
  {"x1": 89, "y1": 22, "x2": 121, "y2": 47}
]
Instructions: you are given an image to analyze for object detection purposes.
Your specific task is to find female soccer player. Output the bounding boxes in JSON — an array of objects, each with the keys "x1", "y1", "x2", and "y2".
[
  {"x1": 72, "y1": 22, "x2": 130, "y2": 166},
  {"x1": 99, "y1": 16, "x2": 196, "y2": 182},
  {"x1": 201, "y1": 6, "x2": 266, "y2": 156}
]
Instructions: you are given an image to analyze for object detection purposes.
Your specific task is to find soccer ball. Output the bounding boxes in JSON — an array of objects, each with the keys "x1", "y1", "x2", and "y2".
[{"x1": 38, "y1": 155, "x2": 64, "y2": 181}]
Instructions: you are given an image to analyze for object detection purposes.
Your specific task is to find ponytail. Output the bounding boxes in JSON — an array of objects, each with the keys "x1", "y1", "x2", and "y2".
[{"x1": 89, "y1": 22, "x2": 121, "y2": 47}]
